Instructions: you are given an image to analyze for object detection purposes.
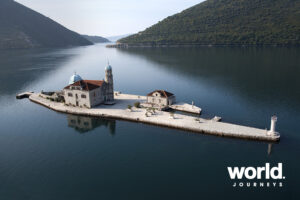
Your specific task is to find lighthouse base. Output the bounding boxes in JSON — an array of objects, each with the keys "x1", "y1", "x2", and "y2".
[{"x1": 267, "y1": 131, "x2": 279, "y2": 136}]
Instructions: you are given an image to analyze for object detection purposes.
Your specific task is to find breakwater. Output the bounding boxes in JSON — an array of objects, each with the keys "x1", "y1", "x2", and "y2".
[{"x1": 23, "y1": 92, "x2": 280, "y2": 142}]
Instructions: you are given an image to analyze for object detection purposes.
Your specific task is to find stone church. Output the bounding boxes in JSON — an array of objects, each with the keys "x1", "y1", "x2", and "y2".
[{"x1": 63, "y1": 63, "x2": 114, "y2": 108}]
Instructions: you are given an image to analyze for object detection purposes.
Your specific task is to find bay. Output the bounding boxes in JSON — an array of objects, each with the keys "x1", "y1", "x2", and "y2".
[{"x1": 0, "y1": 44, "x2": 299, "y2": 199}]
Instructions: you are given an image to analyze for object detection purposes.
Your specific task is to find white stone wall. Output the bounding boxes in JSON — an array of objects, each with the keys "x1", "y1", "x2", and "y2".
[
  {"x1": 64, "y1": 89, "x2": 91, "y2": 108},
  {"x1": 64, "y1": 87, "x2": 104, "y2": 108},
  {"x1": 146, "y1": 92, "x2": 176, "y2": 107},
  {"x1": 147, "y1": 96, "x2": 168, "y2": 107},
  {"x1": 89, "y1": 87, "x2": 104, "y2": 107}
]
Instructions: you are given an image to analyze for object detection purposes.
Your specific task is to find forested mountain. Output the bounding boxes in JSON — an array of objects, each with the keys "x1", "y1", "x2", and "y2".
[
  {"x1": 0, "y1": 0, "x2": 92, "y2": 49},
  {"x1": 82, "y1": 35, "x2": 110, "y2": 43},
  {"x1": 119, "y1": 0, "x2": 300, "y2": 46}
]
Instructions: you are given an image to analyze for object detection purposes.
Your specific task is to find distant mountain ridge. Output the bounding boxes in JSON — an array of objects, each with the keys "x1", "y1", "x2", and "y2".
[
  {"x1": 0, "y1": 0, "x2": 92, "y2": 49},
  {"x1": 108, "y1": 34, "x2": 133, "y2": 42},
  {"x1": 119, "y1": 0, "x2": 300, "y2": 46},
  {"x1": 82, "y1": 35, "x2": 110, "y2": 43}
]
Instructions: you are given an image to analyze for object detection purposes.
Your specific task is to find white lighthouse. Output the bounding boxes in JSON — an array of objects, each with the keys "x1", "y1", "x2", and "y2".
[{"x1": 267, "y1": 115, "x2": 278, "y2": 136}]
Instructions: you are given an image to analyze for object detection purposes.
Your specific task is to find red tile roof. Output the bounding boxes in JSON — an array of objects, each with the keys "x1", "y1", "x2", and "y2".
[
  {"x1": 147, "y1": 90, "x2": 174, "y2": 98},
  {"x1": 64, "y1": 80, "x2": 104, "y2": 91}
]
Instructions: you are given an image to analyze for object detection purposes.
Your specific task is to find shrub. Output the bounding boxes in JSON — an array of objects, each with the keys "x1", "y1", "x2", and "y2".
[
  {"x1": 127, "y1": 105, "x2": 132, "y2": 110},
  {"x1": 134, "y1": 102, "x2": 141, "y2": 108}
]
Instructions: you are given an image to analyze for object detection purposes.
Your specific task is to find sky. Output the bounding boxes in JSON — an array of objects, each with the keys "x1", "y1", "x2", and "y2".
[{"x1": 16, "y1": 0, "x2": 204, "y2": 37}]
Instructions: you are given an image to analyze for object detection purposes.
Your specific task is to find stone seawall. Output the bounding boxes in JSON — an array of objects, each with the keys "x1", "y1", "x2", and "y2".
[{"x1": 28, "y1": 93, "x2": 280, "y2": 142}]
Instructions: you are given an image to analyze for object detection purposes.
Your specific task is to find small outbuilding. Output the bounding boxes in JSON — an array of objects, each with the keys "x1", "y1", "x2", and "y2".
[{"x1": 146, "y1": 90, "x2": 176, "y2": 107}]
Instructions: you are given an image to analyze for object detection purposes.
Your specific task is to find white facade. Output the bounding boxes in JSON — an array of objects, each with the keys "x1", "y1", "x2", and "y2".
[
  {"x1": 63, "y1": 64, "x2": 114, "y2": 108},
  {"x1": 64, "y1": 86, "x2": 104, "y2": 108},
  {"x1": 147, "y1": 90, "x2": 175, "y2": 107}
]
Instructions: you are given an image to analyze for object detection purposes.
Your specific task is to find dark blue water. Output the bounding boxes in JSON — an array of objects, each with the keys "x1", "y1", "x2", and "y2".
[{"x1": 0, "y1": 44, "x2": 299, "y2": 199}]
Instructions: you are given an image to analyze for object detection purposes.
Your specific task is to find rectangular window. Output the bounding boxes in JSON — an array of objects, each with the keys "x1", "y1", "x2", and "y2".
[
  {"x1": 81, "y1": 94, "x2": 86, "y2": 98},
  {"x1": 68, "y1": 93, "x2": 73, "y2": 97}
]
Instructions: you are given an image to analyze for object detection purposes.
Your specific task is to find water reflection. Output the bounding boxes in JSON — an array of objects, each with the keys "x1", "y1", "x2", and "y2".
[
  {"x1": 67, "y1": 114, "x2": 116, "y2": 135},
  {"x1": 268, "y1": 143, "x2": 273, "y2": 155}
]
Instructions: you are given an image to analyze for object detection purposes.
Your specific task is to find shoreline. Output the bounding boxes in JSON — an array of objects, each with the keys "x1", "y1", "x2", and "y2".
[
  {"x1": 27, "y1": 92, "x2": 280, "y2": 142},
  {"x1": 106, "y1": 43, "x2": 300, "y2": 48}
]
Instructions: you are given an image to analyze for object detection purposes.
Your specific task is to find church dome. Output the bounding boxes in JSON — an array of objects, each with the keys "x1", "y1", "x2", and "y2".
[
  {"x1": 69, "y1": 73, "x2": 82, "y2": 84},
  {"x1": 105, "y1": 64, "x2": 112, "y2": 71}
]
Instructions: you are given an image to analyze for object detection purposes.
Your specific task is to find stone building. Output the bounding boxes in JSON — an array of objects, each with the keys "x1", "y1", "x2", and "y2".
[
  {"x1": 146, "y1": 90, "x2": 176, "y2": 107},
  {"x1": 63, "y1": 63, "x2": 114, "y2": 108}
]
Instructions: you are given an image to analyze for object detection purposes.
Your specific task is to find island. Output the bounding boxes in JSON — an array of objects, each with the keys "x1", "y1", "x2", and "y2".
[{"x1": 17, "y1": 63, "x2": 280, "y2": 142}]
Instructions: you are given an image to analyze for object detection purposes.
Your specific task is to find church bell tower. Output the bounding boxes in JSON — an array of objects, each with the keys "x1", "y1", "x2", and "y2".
[{"x1": 105, "y1": 62, "x2": 114, "y2": 101}]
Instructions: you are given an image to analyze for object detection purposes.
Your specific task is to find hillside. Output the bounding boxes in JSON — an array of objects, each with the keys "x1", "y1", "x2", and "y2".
[
  {"x1": 0, "y1": 0, "x2": 92, "y2": 49},
  {"x1": 119, "y1": 0, "x2": 300, "y2": 46},
  {"x1": 82, "y1": 35, "x2": 110, "y2": 43}
]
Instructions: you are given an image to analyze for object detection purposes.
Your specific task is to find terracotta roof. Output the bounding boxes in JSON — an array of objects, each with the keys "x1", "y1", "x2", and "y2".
[
  {"x1": 64, "y1": 80, "x2": 104, "y2": 91},
  {"x1": 147, "y1": 90, "x2": 174, "y2": 98}
]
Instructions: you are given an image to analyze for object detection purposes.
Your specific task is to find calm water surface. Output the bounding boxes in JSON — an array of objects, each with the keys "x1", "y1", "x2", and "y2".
[{"x1": 0, "y1": 44, "x2": 299, "y2": 199}]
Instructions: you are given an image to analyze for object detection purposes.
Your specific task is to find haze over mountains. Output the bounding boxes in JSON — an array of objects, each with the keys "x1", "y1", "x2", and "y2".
[
  {"x1": 119, "y1": 0, "x2": 300, "y2": 46},
  {"x1": 0, "y1": 0, "x2": 92, "y2": 49},
  {"x1": 82, "y1": 35, "x2": 110, "y2": 44},
  {"x1": 107, "y1": 34, "x2": 133, "y2": 42}
]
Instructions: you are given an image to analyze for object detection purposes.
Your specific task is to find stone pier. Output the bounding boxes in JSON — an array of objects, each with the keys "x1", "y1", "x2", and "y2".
[{"x1": 26, "y1": 92, "x2": 280, "y2": 142}]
